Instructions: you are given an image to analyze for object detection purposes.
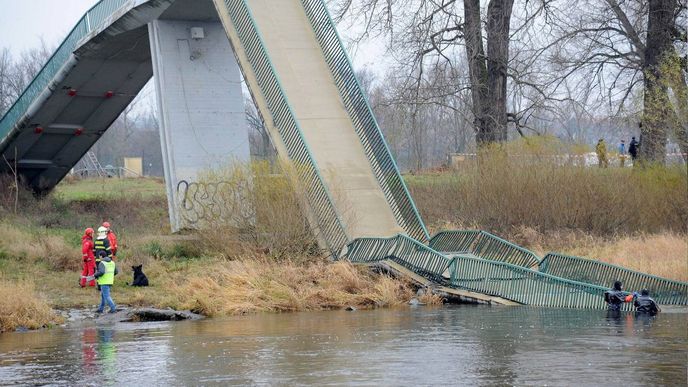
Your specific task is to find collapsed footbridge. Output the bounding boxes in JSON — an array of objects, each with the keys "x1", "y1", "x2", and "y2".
[{"x1": 1, "y1": 0, "x2": 685, "y2": 308}]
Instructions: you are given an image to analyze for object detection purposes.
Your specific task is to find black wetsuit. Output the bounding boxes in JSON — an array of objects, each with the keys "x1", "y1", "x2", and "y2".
[
  {"x1": 604, "y1": 290, "x2": 630, "y2": 311},
  {"x1": 634, "y1": 295, "x2": 659, "y2": 315}
]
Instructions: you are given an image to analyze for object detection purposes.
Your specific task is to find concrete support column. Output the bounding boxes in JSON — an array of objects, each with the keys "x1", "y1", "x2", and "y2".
[{"x1": 149, "y1": 19, "x2": 249, "y2": 231}]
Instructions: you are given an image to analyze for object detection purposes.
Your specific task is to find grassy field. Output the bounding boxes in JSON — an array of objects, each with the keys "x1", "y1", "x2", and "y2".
[
  {"x1": 0, "y1": 176, "x2": 435, "y2": 332},
  {"x1": 404, "y1": 159, "x2": 687, "y2": 281},
  {"x1": 55, "y1": 177, "x2": 166, "y2": 201},
  {"x1": 0, "y1": 153, "x2": 686, "y2": 332}
]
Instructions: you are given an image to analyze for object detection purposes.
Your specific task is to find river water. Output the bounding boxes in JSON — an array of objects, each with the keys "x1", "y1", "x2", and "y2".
[{"x1": 0, "y1": 306, "x2": 685, "y2": 386}]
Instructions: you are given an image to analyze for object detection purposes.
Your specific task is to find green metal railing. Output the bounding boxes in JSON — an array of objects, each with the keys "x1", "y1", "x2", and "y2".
[
  {"x1": 299, "y1": 0, "x2": 429, "y2": 242},
  {"x1": 539, "y1": 253, "x2": 688, "y2": 305},
  {"x1": 0, "y1": 0, "x2": 128, "y2": 144},
  {"x1": 428, "y1": 230, "x2": 481, "y2": 253},
  {"x1": 473, "y1": 231, "x2": 540, "y2": 268},
  {"x1": 432, "y1": 230, "x2": 687, "y2": 305},
  {"x1": 344, "y1": 235, "x2": 399, "y2": 263},
  {"x1": 449, "y1": 255, "x2": 611, "y2": 309},
  {"x1": 430, "y1": 230, "x2": 540, "y2": 268},
  {"x1": 344, "y1": 234, "x2": 617, "y2": 308},
  {"x1": 344, "y1": 234, "x2": 452, "y2": 283},
  {"x1": 220, "y1": 0, "x2": 349, "y2": 256}
]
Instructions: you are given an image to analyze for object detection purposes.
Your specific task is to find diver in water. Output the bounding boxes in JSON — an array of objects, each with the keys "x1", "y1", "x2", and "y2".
[
  {"x1": 604, "y1": 280, "x2": 633, "y2": 311},
  {"x1": 633, "y1": 289, "x2": 661, "y2": 315}
]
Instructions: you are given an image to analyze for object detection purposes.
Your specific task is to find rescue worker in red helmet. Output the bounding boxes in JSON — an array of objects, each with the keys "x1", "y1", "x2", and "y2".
[
  {"x1": 80, "y1": 228, "x2": 96, "y2": 287},
  {"x1": 102, "y1": 221, "x2": 118, "y2": 260}
]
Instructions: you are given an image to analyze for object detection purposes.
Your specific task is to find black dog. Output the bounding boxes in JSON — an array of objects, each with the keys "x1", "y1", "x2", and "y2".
[{"x1": 130, "y1": 264, "x2": 149, "y2": 287}]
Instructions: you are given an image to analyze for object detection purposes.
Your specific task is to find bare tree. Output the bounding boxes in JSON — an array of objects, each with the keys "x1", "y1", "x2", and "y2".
[
  {"x1": 0, "y1": 42, "x2": 52, "y2": 117},
  {"x1": 245, "y1": 98, "x2": 276, "y2": 163},
  {"x1": 538, "y1": 0, "x2": 686, "y2": 163},
  {"x1": 332, "y1": 0, "x2": 564, "y2": 144},
  {"x1": 0, "y1": 48, "x2": 13, "y2": 116}
]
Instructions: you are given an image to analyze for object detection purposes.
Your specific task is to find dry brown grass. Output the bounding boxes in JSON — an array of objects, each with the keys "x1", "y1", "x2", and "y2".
[
  {"x1": 194, "y1": 162, "x2": 320, "y2": 260},
  {"x1": 0, "y1": 222, "x2": 79, "y2": 271},
  {"x1": 0, "y1": 278, "x2": 63, "y2": 332},
  {"x1": 0, "y1": 249, "x2": 421, "y2": 316},
  {"x1": 506, "y1": 226, "x2": 688, "y2": 281},
  {"x1": 408, "y1": 137, "x2": 688, "y2": 236},
  {"x1": 0, "y1": 168, "x2": 428, "y2": 331},
  {"x1": 161, "y1": 259, "x2": 415, "y2": 316}
]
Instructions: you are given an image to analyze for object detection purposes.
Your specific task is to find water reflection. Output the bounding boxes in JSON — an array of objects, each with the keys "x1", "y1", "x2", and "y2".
[
  {"x1": 81, "y1": 328, "x2": 97, "y2": 376},
  {"x1": 0, "y1": 306, "x2": 685, "y2": 385}
]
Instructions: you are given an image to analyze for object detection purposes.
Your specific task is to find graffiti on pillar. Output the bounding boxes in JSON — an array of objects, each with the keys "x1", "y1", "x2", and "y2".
[{"x1": 176, "y1": 179, "x2": 254, "y2": 226}]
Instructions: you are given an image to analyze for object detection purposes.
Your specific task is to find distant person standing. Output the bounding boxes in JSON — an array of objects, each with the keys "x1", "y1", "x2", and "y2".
[
  {"x1": 629, "y1": 136, "x2": 639, "y2": 162},
  {"x1": 596, "y1": 139, "x2": 608, "y2": 168},
  {"x1": 618, "y1": 139, "x2": 626, "y2": 167},
  {"x1": 102, "y1": 222, "x2": 118, "y2": 260}
]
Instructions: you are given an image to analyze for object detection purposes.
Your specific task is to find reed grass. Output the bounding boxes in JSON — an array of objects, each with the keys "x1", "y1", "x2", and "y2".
[
  {"x1": 0, "y1": 278, "x2": 63, "y2": 332},
  {"x1": 155, "y1": 258, "x2": 415, "y2": 316},
  {"x1": 0, "y1": 142, "x2": 684, "y2": 331},
  {"x1": 408, "y1": 138, "x2": 688, "y2": 235}
]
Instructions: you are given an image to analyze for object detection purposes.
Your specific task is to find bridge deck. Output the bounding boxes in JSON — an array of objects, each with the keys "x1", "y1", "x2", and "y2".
[
  {"x1": 374, "y1": 260, "x2": 521, "y2": 306},
  {"x1": 216, "y1": 0, "x2": 404, "y2": 240}
]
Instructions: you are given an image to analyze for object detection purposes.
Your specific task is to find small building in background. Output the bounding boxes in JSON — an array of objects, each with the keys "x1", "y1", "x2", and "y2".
[{"x1": 123, "y1": 157, "x2": 143, "y2": 177}]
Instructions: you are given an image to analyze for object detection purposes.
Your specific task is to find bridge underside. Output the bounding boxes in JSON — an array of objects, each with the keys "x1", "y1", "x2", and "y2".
[
  {"x1": 1, "y1": 23, "x2": 154, "y2": 191},
  {"x1": 0, "y1": 0, "x2": 247, "y2": 196}
]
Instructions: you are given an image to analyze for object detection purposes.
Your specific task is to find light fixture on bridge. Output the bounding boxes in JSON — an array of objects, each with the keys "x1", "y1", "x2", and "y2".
[
  {"x1": 104, "y1": 91, "x2": 114, "y2": 98},
  {"x1": 74, "y1": 128, "x2": 84, "y2": 136},
  {"x1": 190, "y1": 27, "x2": 205, "y2": 40}
]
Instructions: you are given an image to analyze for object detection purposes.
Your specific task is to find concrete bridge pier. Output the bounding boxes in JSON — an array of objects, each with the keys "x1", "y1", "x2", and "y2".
[{"x1": 149, "y1": 19, "x2": 250, "y2": 231}]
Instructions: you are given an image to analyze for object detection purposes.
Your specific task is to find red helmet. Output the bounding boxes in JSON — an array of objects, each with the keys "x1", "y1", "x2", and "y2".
[
  {"x1": 84, "y1": 227, "x2": 94, "y2": 236},
  {"x1": 102, "y1": 221, "x2": 111, "y2": 229}
]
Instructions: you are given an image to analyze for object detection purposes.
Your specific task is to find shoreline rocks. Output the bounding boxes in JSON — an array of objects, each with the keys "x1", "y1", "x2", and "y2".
[{"x1": 61, "y1": 307, "x2": 204, "y2": 325}]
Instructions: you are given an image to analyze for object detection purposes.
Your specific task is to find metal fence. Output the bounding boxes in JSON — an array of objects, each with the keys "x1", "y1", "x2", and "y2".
[
  {"x1": 343, "y1": 234, "x2": 452, "y2": 283},
  {"x1": 299, "y1": 0, "x2": 429, "y2": 243},
  {"x1": 428, "y1": 230, "x2": 481, "y2": 253},
  {"x1": 539, "y1": 253, "x2": 688, "y2": 305},
  {"x1": 219, "y1": 0, "x2": 349, "y2": 256},
  {"x1": 449, "y1": 255, "x2": 611, "y2": 309},
  {"x1": 430, "y1": 230, "x2": 540, "y2": 268},
  {"x1": 0, "y1": 0, "x2": 128, "y2": 144},
  {"x1": 344, "y1": 234, "x2": 612, "y2": 308}
]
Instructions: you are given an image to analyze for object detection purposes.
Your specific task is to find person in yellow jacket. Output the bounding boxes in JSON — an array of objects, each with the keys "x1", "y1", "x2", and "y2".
[
  {"x1": 596, "y1": 138, "x2": 608, "y2": 168},
  {"x1": 94, "y1": 253, "x2": 119, "y2": 314}
]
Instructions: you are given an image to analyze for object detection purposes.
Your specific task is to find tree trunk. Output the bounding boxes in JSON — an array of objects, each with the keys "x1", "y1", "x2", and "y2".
[
  {"x1": 485, "y1": 0, "x2": 514, "y2": 143},
  {"x1": 463, "y1": 0, "x2": 490, "y2": 144},
  {"x1": 463, "y1": 0, "x2": 514, "y2": 146},
  {"x1": 640, "y1": 0, "x2": 678, "y2": 163},
  {"x1": 668, "y1": 58, "x2": 688, "y2": 161}
]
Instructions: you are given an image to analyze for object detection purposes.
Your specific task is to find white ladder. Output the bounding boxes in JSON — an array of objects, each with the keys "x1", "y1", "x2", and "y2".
[{"x1": 85, "y1": 151, "x2": 107, "y2": 177}]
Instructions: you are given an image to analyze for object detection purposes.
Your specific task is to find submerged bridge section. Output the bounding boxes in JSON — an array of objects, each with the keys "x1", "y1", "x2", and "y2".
[
  {"x1": 342, "y1": 231, "x2": 688, "y2": 309},
  {"x1": 1, "y1": 0, "x2": 685, "y2": 309}
]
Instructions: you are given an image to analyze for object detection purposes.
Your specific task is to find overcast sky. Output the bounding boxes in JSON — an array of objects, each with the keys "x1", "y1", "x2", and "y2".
[
  {"x1": 0, "y1": 0, "x2": 97, "y2": 52},
  {"x1": 0, "y1": 0, "x2": 387, "y2": 74}
]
